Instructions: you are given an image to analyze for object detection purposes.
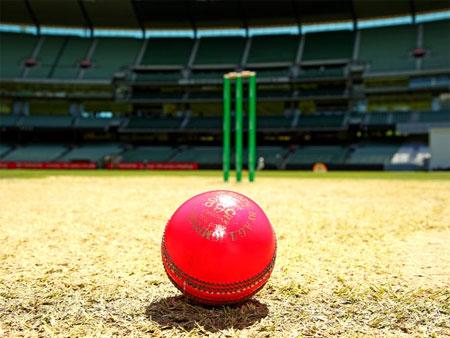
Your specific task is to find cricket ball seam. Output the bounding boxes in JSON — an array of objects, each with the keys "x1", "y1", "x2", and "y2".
[{"x1": 161, "y1": 236, "x2": 276, "y2": 294}]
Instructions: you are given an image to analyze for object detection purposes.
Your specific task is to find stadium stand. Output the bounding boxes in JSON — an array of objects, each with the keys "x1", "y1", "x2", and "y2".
[
  {"x1": 60, "y1": 144, "x2": 122, "y2": 162},
  {"x1": 83, "y1": 38, "x2": 141, "y2": 79},
  {"x1": 51, "y1": 37, "x2": 92, "y2": 79},
  {"x1": 120, "y1": 146, "x2": 175, "y2": 162},
  {"x1": 297, "y1": 114, "x2": 345, "y2": 129},
  {"x1": 194, "y1": 37, "x2": 245, "y2": 66},
  {"x1": 135, "y1": 71, "x2": 181, "y2": 82},
  {"x1": 0, "y1": 32, "x2": 37, "y2": 79},
  {"x1": 258, "y1": 116, "x2": 293, "y2": 129},
  {"x1": 247, "y1": 35, "x2": 299, "y2": 64},
  {"x1": 422, "y1": 20, "x2": 450, "y2": 70},
  {"x1": 2, "y1": 145, "x2": 67, "y2": 162},
  {"x1": 26, "y1": 36, "x2": 66, "y2": 79},
  {"x1": 140, "y1": 38, "x2": 193, "y2": 66},
  {"x1": 286, "y1": 146, "x2": 348, "y2": 165},
  {"x1": 418, "y1": 110, "x2": 450, "y2": 123},
  {"x1": 171, "y1": 146, "x2": 222, "y2": 165},
  {"x1": 20, "y1": 116, "x2": 73, "y2": 129},
  {"x1": 184, "y1": 117, "x2": 222, "y2": 129},
  {"x1": 0, "y1": 115, "x2": 20, "y2": 128},
  {"x1": 347, "y1": 144, "x2": 400, "y2": 165},
  {"x1": 302, "y1": 31, "x2": 354, "y2": 61},
  {"x1": 300, "y1": 66, "x2": 345, "y2": 78},
  {"x1": 0, "y1": 144, "x2": 12, "y2": 158},
  {"x1": 123, "y1": 116, "x2": 183, "y2": 130},
  {"x1": 359, "y1": 25, "x2": 417, "y2": 73},
  {"x1": 366, "y1": 112, "x2": 390, "y2": 125},
  {"x1": 74, "y1": 117, "x2": 123, "y2": 129},
  {"x1": 253, "y1": 146, "x2": 287, "y2": 169}
]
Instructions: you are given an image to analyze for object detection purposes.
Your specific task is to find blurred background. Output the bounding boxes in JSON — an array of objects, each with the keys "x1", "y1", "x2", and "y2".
[{"x1": 0, "y1": 0, "x2": 449, "y2": 171}]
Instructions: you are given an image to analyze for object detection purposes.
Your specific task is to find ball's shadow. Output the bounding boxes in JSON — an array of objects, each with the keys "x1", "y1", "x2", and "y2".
[{"x1": 145, "y1": 296, "x2": 269, "y2": 332}]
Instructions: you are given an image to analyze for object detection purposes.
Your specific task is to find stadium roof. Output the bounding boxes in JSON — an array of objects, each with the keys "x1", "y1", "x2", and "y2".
[{"x1": 1, "y1": 0, "x2": 449, "y2": 31}]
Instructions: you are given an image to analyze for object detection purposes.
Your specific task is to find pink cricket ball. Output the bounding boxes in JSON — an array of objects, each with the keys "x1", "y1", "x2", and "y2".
[{"x1": 161, "y1": 190, "x2": 276, "y2": 305}]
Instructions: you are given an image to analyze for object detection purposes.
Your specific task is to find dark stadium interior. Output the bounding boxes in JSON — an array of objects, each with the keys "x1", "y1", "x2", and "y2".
[{"x1": 0, "y1": 0, "x2": 449, "y2": 170}]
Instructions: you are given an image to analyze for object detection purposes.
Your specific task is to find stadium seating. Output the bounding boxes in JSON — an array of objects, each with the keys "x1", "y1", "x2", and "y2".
[
  {"x1": 61, "y1": 144, "x2": 122, "y2": 162},
  {"x1": 347, "y1": 144, "x2": 400, "y2": 165},
  {"x1": 190, "y1": 70, "x2": 229, "y2": 81},
  {"x1": 418, "y1": 110, "x2": 450, "y2": 123},
  {"x1": 0, "y1": 32, "x2": 37, "y2": 78},
  {"x1": 20, "y1": 116, "x2": 73, "y2": 129},
  {"x1": 51, "y1": 37, "x2": 92, "y2": 79},
  {"x1": 26, "y1": 36, "x2": 66, "y2": 79},
  {"x1": 391, "y1": 111, "x2": 412, "y2": 123},
  {"x1": 359, "y1": 25, "x2": 417, "y2": 73},
  {"x1": 2, "y1": 144, "x2": 67, "y2": 162},
  {"x1": 83, "y1": 38, "x2": 141, "y2": 79},
  {"x1": 300, "y1": 67, "x2": 345, "y2": 78},
  {"x1": 422, "y1": 20, "x2": 450, "y2": 70},
  {"x1": 120, "y1": 146, "x2": 175, "y2": 162},
  {"x1": 297, "y1": 114, "x2": 345, "y2": 129},
  {"x1": 0, "y1": 115, "x2": 20, "y2": 128},
  {"x1": 286, "y1": 146, "x2": 347, "y2": 165},
  {"x1": 0, "y1": 144, "x2": 12, "y2": 158},
  {"x1": 184, "y1": 117, "x2": 222, "y2": 129},
  {"x1": 74, "y1": 117, "x2": 122, "y2": 129},
  {"x1": 247, "y1": 35, "x2": 299, "y2": 64},
  {"x1": 194, "y1": 37, "x2": 245, "y2": 65},
  {"x1": 258, "y1": 116, "x2": 293, "y2": 129},
  {"x1": 302, "y1": 31, "x2": 354, "y2": 61},
  {"x1": 171, "y1": 146, "x2": 222, "y2": 165},
  {"x1": 135, "y1": 71, "x2": 181, "y2": 82},
  {"x1": 123, "y1": 117, "x2": 183, "y2": 130},
  {"x1": 257, "y1": 68, "x2": 291, "y2": 79},
  {"x1": 140, "y1": 38, "x2": 193, "y2": 66},
  {"x1": 252, "y1": 146, "x2": 287, "y2": 168},
  {"x1": 366, "y1": 112, "x2": 390, "y2": 125}
]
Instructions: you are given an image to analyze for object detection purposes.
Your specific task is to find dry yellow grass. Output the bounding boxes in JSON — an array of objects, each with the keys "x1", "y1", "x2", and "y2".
[{"x1": 1, "y1": 174, "x2": 449, "y2": 337}]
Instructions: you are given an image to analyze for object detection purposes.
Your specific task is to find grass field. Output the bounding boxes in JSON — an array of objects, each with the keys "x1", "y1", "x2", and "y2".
[{"x1": 1, "y1": 170, "x2": 449, "y2": 337}]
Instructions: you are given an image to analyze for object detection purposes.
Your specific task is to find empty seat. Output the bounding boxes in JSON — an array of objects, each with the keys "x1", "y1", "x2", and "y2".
[
  {"x1": 185, "y1": 117, "x2": 222, "y2": 129},
  {"x1": 3, "y1": 145, "x2": 67, "y2": 162},
  {"x1": 422, "y1": 20, "x2": 450, "y2": 70},
  {"x1": 259, "y1": 116, "x2": 293, "y2": 129},
  {"x1": 247, "y1": 35, "x2": 299, "y2": 64},
  {"x1": 418, "y1": 110, "x2": 450, "y2": 123},
  {"x1": 347, "y1": 144, "x2": 400, "y2": 165},
  {"x1": 52, "y1": 37, "x2": 92, "y2": 79},
  {"x1": 302, "y1": 31, "x2": 354, "y2": 61},
  {"x1": 141, "y1": 38, "x2": 193, "y2": 66},
  {"x1": 0, "y1": 115, "x2": 20, "y2": 128},
  {"x1": 0, "y1": 144, "x2": 12, "y2": 158},
  {"x1": 124, "y1": 117, "x2": 182, "y2": 129},
  {"x1": 194, "y1": 37, "x2": 245, "y2": 65},
  {"x1": 171, "y1": 146, "x2": 222, "y2": 164},
  {"x1": 0, "y1": 32, "x2": 37, "y2": 78},
  {"x1": 20, "y1": 116, "x2": 73, "y2": 129},
  {"x1": 61, "y1": 144, "x2": 122, "y2": 162},
  {"x1": 74, "y1": 117, "x2": 121, "y2": 129},
  {"x1": 135, "y1": 71, "x2": 181, "y2": 82},
  {"x1": 121, "y1": 146, "x2": 175, "y2": 162},
  {"x1": 297, "y1": 114, "x2": 345, "y2": 128},
  {"x1": 367, "y1": 112, "x2": 390, "y2": 125},
  {"x1": 83, "y1": 38, "x2": 141, "y2": 79},
  {"x1": 359, "y1": 25, "x2": 417, "y2": 73},
  {"x1": 26, "y1": 36, "x2": 66, "y2": 79},
  {"x1": 287, "y1": 146, "x2": 347, "y2": 165}
]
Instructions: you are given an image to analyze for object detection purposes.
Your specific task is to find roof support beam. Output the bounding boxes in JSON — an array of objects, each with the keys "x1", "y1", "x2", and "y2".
[
  {"x1": 77, "y1": 0, "x2": 94, "y2": 38},
  {"x1": 290, "y1": 0, "x2": 302, "y2": 35},
  {"x1": 409, "y1": 0, "x2": 417, "y2": 24},
  {"x1": 24, "y1": 0, "x2": 40, "y2": 35},
  {"x1": 238, "y1": 0, "x2": 249, "y2": 37},
  {"x1": 130, "y1": 0, "x2": 146, "y2": 39},
  {"x1": 184, "y1": 0, "x2": 197, "y2": 39},
  {"x1": 350, "y1": 0, "x2": 357, "y2": 31}
]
